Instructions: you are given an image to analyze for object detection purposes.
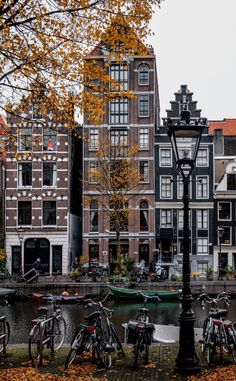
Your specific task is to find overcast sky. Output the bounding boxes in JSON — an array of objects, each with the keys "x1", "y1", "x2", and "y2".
[{"x1": 148, "y1": 0, "x2": 236, "y2": 120}]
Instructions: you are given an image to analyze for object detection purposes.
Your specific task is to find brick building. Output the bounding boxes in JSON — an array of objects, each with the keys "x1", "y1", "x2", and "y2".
[
  {"x1": 83, "y1": 42, "x2": 160, "y2": 269},
  {"x1": 209, "y1": 119, "x2": 236, "y2": 274},
  {"x1": 5, "y1": 100, "x2": 73, "y2": 275}
]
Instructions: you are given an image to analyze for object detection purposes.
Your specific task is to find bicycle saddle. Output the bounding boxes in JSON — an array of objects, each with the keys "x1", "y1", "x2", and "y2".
[
  {"x1": 138, "y1": 307, "x2": 150, "y2": 314},
  {"x1": 84, "y1": 311, "x2": 101, "y2": 322},
  {"x1": 38, "y1": 306, "x2": 48, "y2": 315},
  {"x1": 209, "y1": 309, "x2": 227, "y2": 318}
]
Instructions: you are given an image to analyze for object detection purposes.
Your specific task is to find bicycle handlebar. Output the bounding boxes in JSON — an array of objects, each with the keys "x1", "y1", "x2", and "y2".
[
  {"x1": 197, "y1": 292, "x2": 231, "y2": 309},
  {"x1": 83, "y1": 293, "x2": 113, "y2": 315},
  {"x1": 135, "y1": 290, "x2": 161, "y2": 302}
]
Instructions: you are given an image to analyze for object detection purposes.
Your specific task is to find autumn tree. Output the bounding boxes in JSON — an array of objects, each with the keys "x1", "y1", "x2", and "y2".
[
  {"x1": 0, "y1": 0, "x2": 162, "y2": 127},
  {"x1": 85, "y1": 137, "x2": 142, "y2": 261}
]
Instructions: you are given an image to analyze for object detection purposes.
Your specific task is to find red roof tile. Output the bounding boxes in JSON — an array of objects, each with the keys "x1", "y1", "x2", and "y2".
[{"x1": 209, "y1": 119, "x2": 236, "y2": 136}]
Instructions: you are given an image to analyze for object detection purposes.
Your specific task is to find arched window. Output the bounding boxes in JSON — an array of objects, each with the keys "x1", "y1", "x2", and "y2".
[
  {"x1": 90, "y1": 201, "x2": 98, "y2": 232},
  {"x1": 138, "y1": 64, "x2": 149, "y2": 85},
  {"x1": 140, "y1": 201, "x2": 149, "y2": 231}
]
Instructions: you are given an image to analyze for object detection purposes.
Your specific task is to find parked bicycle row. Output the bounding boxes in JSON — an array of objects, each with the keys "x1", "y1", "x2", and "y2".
[{"x1": 0, "y1": 291, "x2": 236, "y2": 369}]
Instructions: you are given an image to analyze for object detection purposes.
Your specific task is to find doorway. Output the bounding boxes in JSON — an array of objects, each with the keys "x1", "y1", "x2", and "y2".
[{"x1": 24, "y1": 238, "x2": 50, "y2": 273}]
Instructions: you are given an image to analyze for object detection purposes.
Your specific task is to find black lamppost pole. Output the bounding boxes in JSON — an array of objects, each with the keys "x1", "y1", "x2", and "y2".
[
  {"x1": 17, "y1": 226, "x2": 24, "y2": 254},
  {"x1": 218, "y1": 225, "x2": 224, "y2": 280},
  {"x1": 164, "y1": 110, "x2": 207, "y2": 374}
]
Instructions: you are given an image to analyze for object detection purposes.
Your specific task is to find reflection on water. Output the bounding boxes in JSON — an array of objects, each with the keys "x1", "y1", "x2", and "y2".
[{"x1": 0, "y1": 298, "x2": 235, "y2": 344}]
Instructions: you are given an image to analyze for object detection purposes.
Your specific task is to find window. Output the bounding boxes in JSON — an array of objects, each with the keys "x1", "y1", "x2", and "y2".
[
  {"x1": 160, "y1": 176, "x2": 172, "y2": 199},
  {"x1": 139, "y1": 161, "x2": 149, "y2": 182},
  {"x1": 89, "y1": 161, "x2": 98, "y2": 183},
  {"x1": 43, "y1": 201, "x2": 56, "y2": 225},
  {"x1": 43, "y1": 163, "x2": 57, "y2": 186},
  {"x1": 218, "y1": 202, "x2": 231, "y2": 220},
  {"x1": 110, "y1": 64, "x2": 128, "y2": 91},
  {"x1": 196, "y1": 176, "x2": 208, "y2": 198},
  {"x1": 140, "y1": 201, "x2": 148, "y2": 231},
  {"x1": 18, "y1": 163, "x2": 32, "y2": 187},
  {"x1": 138, "y1": 95, "x2": 149, "y2": 117},
  {"x1": 110, "y1": 98, "x2": 128, "y2": 124},
  {"x1": 197, "y1": 238, "x2": 208, "y2": 254},
  {"x1": 178, "y1": 209, "x2": 191, "y2": 229},
  {"x1": 220, "y1": 227, "x2": 231, "y2": 245},
  {"x1": 110, "y1": 129, "x2": 128, "y2": 156},
  {"x1": 227, "y1": 174, "x2": 236, "y2": 190},
  {"x1": 89, "y1": 244, "x2": 99, "y2": 263},
  {"x1": 197, "y1": 262, "x2": 208, "y2": 275},
  {"x1": 160, "y1": 148, "x2": 172, "y2": 167},
  {"x1": 43, "y1": 128, "x2": 57, "y2": 151},
  {"x1": 138, "y1": 64, "x2": 149, "y2": 85},
  {"x1": 90, "y1": 201, "x2": 98, "y2": 232},
  {"x1": 139, "y1": 128, "x2": 149, "y2": 150},
  {"x1": 177, "y1": 176, "x2": 183, "y2": 199},
  {"x1": 89, "y1": 128, "x2": 99, "y2": 150},
  {"x1": 18, "y1": 201, "x2": 31, "y2": 225},
  {"x1": 179, "y1": 103, "x2": 188, "y2": 113},
  {"x1": 196, "y1": 148, "x2": 208, "y2": 166},
  {"x1": 18, "y1": 128, "x2": 32, "y2": 151},
  {"x1": 161, "y1": 210, "x2": 172, "y2": 228},
  {"x1": 196, "y1": 210, "x2": 208, "y2": 229},
  {"x1": 32, "y1": 103, "x2": 43, "y2": 119}
]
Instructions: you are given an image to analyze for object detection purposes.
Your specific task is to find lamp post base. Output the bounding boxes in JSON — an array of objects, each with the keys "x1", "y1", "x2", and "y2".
[{"x1": 175, "y1": 309, "x2": 201, "y2": 375}]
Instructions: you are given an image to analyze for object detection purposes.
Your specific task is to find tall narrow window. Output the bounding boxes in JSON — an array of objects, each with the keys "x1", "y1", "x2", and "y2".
[
  {"x1": 110, "y1": 64, "x2": 128, "y2": 91},
  {"x1": 43, "y1": 163, "x2": 57, "y2": 186},
  {"x1": 90, "y1": 201, "x2": 98, "y2": 232},
  {"x1": 160, "y1": 176, "x2": 172, "y2": 199},
  {"x1": 89, "y1": 128, "x2": 99, "y2": 150},
  {"x1": 18, "y1": 128, "x2": 32, "y2": 151},
  {"x1": 18, "y1": 163, "x2": 32, "y2": 187},
  {"x1": 138, "y1": 95, "x2": 149, "y2": 117},
  {"x1": 138, "y1": 64, "x2": 149, "y2": 85},
  {"x1": 43, "y1": 201, "x2": 56, "y2": 225},
  {"x1": 197, "y1": 238, "x2": 208, "y2": 254},
  {"x1": 140, "y1": 201, "x2": 148, "y2": 231},
  {"x1": 196, "y1": 210, "x2": 208, "y2": 229},
  {"x1": 160, "y1": 148, "x2": 172, "y2": 167},
  {"x1": 43, "y1": 128, "x2": 57, "y2": 151},
  {"x1": 110, "y1": 98, "x2": 128, "y2": 124},
  {"x1": 161, "y1": 210, "x2": 172, "y2": 228},
  {"x1": 139, "y1": 161, "x2": 149, "y2": 182},
  {"x1": 110, "y1": 129, "x2": 128, "y2": 156},
  {"x1": 89, "y1": 161, "x2": 98, "y2": 183},
  {"x1": 196, "y1": 148, "x2": 208, "y2": 166},
  {"x1": 196, "y1": 176, "x2": 208, "y2": 198},
  {"x1": 218, "y1": 202, "x2": 231, "y2": 220},
  {"x1": 18, "y1": 201, "x2": 32, "y2": 225},
  {"x1": 139, "y1": 128, "x2": 149, "y2": 150}
]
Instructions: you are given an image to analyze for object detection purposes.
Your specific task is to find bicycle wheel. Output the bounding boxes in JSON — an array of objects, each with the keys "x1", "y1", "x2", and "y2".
[
  {"x1": 144, "y1": 343, "x2": 149, "y2": 364},
  {"x1": 29, "y1": 325, "x2": 41, "y2": 364},
  {"x1": 0, "y1": 320, "x2": 10, "y2": 353},
  {"x1": 111, "y1": 324, "x2": 125, "y2": 357},
  {"x1": 65, "y1": 328, "x2": 85, "y2": 368},
  {"x1": 95, "y1": 325, "x2": 112, "y2": 369},
  {"x1": 206, "y1": 331, "x2": 216, "y2": 365},
  {"x1": 134, "y1": 336, "x2": 143, "y2": 368},
  {"x1": 54, "y1": 316, "x2": 66, "y2": 350},
  {"x1": 227, "y1": 327, "x2": 236, "y2": 364}
]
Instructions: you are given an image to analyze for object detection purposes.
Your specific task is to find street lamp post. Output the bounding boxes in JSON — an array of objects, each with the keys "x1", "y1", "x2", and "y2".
[
  {"x1": 17, "y1": 226, "x2": 24, "y2": 255},
  {"x1": 164, "y1": 110, "x2": 207, "y2": 374},
  {"x1": 217, "y1": 225, "x2": 224, "y2": 280}
]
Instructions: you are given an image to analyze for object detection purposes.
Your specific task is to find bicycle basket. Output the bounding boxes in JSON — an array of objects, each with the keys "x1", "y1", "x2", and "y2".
[{"x1": 143, "y1": 323, "x2": 155, "y2": 345}]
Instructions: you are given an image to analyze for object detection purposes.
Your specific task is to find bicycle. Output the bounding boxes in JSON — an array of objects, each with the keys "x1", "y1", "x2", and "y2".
[
  {"x1": 65, "y1": 293, "x2": 125, "y2": 369},
  {"x1": 198, "y1": 292, "x2": 236, "y2": 365},
  {"x1": 126, "y1": 291, "x2": 160, "y2": 367},
  {"x1": 28, "y1": 298, "x2": 66, "y2": 365},
  {"x1": 0, "y1": 297, "x2": 10, "y2": 354}
]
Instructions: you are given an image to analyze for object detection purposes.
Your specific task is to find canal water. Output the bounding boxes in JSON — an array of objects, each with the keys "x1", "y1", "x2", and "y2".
[{"x1": 1, "y1": 298, "x2": 236, "y2": 344}]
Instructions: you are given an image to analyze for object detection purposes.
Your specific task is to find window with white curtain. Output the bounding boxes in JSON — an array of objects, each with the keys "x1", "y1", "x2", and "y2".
[
  {"x1": 196, "y1": 209, "x2": 208, "y2": 229},
  {"x1": 161, "y1": 209, "x2": 172, "y2": 228},
  {"x1": 139, "y1": 128, "x2": 149, "y2": 149},
  {"x1": 197, "y1": 238, "x2": 208, "y2": 254},
  {"x1": 196, "y1": 176, "x2": 208, "y2": 198},
  {"x1": 160, "y1": 176, "x2": 172, "y2": 199},
  {"x1": 140, "y1": 201, "x2": 148, "y2": 231}
]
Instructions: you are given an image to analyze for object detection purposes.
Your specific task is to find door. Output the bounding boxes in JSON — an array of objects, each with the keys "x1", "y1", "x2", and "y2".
[
  {"x1": 24, "y1": 238, "x2": 50, "y2": 274},
  {"x1": 52, "y1": 246, "x2": 62, "y2": 274},
  {"x1": 11, "y1": 246, "x2": 22, "y2": 274}
]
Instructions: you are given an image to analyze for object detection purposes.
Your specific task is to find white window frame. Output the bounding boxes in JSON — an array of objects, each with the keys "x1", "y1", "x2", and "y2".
[
  {"x1": 196, "y1": 148, "x2": 208, "y2": 167},
  {"x1": 218, "y1": 201, "x2": 232, "y2": 221},
  {"x1": 42, "y1": 162, "x2": 57, "y2": 187},
  {"x1": 139, "y1": 128, "x2": 149, "y2": 150},
  {"x1": 138, "y1": 94, "x2": 149, "y2": 117},
  {"x1": 18, "y1": 162, "x2": 32, "y2": 188},
  {"x1": 177, "y1": 176, "x2": 192, "y2": 199},
  {"x1": 160, "y1": 209, "x2": 172, "y2": 228},
  {"x1": 177, "y1": 209, "x2": 191, "y2": 230},
  {"x1": 89, "y1": 128, "x2": 99, "y2": 150},
  {"x1": 196, "y1": 209, "x2": 208, "y2": 229},
  {"x1": 109, "y1": 98, "x2": 129, "y2": 124},
  {"x1": 138, "y1": 64, "x2": 149, "y2": 85},
  {"x1": 160, "y1": 148, "x2": 172, "y2": 167},
  {"x1": 110, "y1": 64, "x2": 128, "y2": 91},
  {"x1": 139, "y1": 160, "x2": 149, "y2": 183},
  {"x1": 196, "y1": 176, "x2": 209, "y2": 199},
  {"x1": 218, "y1": 226, "x2": 232, "y2": 245},
  {"x1": 160, "y1": 176, "x2": 173, "y2": 199},
  {"x1": 89, "y1": 161, "x2": 98, "y2": 183},
  {"x1": 197, "y1": 238, "x2": 208, "y2": 254}
]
